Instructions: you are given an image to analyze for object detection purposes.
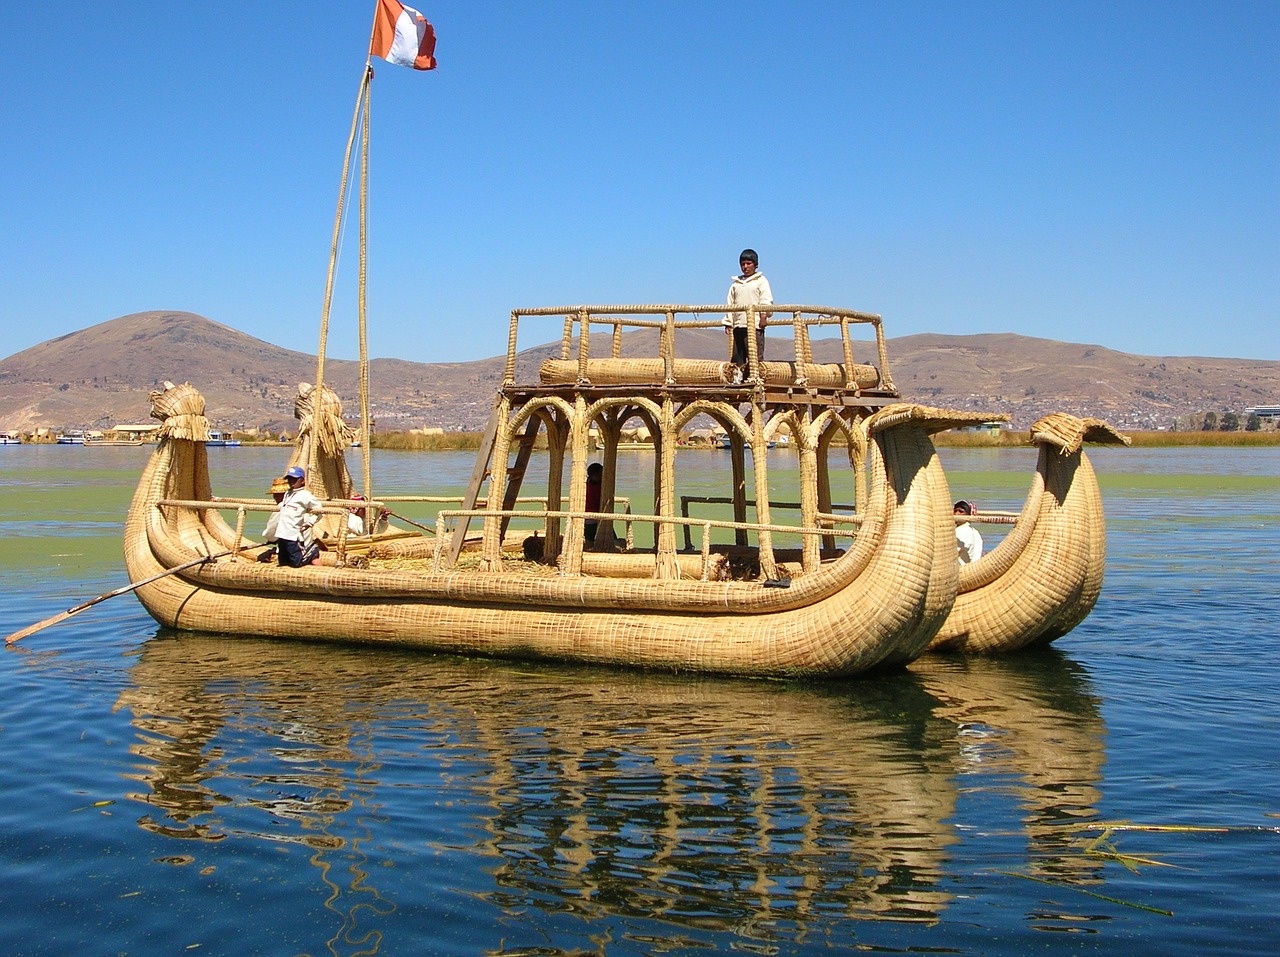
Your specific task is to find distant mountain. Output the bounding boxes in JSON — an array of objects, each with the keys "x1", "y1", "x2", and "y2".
[{"x1": 1, "y1": 310, "x2": 1277, "y2": 433}]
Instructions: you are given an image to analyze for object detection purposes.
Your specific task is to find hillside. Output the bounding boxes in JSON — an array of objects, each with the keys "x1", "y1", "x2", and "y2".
[{"x1": 1, "y1": 311, "x2": 1277, "y2": 433}]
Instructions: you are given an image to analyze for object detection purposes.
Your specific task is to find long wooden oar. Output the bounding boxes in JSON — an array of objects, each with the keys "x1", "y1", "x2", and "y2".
[{"x1": 6, "y1": 549, "x2": 240, "y2": 645}]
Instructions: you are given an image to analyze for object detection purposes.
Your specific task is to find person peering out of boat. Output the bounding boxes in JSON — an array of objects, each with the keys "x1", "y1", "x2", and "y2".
[
  {"x1": 256, "y1": 475, "x2": 291, "y2": 563},
  {"x1": 724, "y1": 248, "x2": 773, "y2": 383},
  {"x1": 954, "y1": 500, "x2": 984, "y2": 565},
  {"x1": 584, "y1": 462, "x2": 603, "y2": 548},
  {"x1": 345, "y1": 492, "x2": 388, "y2": 537},
  {"x1": 274, "y1": 466, "x2": 322, "y2": 567}
]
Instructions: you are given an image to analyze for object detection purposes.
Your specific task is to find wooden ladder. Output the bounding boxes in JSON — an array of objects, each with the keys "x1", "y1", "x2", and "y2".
[{"x1": 446, "y1": 404, "x2": 539, "y2": 568}]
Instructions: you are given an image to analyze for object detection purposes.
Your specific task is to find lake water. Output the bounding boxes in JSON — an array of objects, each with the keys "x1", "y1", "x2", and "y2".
[{"x1": 1, "y1": 443, "x2": 1277, "y2": 956}]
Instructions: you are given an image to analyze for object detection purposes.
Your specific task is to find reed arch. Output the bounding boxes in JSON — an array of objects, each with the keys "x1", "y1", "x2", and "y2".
[
  {"x1": 480, "y1": 396, "x2": 575, "y2": 570},
  {"x1": 581, "y1": 396, "x2": 663, "y2": 563},
  {"x1": 671, "y1": 399, "x2": 761, "y2": 558}
]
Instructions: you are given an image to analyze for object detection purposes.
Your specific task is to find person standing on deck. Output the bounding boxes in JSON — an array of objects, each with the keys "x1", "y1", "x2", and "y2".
[
  {"x1": 954, "y1": 500, "x2": 984, "y2": 565},
  {"x1": 275, "y1": 465, "x2": 323, "y2": 567},
  {"x1": 724, "y1": 248, "x2": 773, "y2": 383}
]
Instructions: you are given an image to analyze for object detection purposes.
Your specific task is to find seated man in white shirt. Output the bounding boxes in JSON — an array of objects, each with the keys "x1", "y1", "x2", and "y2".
[{"x1": 954, "y1": 500, "x2": 984, "y2": 565}]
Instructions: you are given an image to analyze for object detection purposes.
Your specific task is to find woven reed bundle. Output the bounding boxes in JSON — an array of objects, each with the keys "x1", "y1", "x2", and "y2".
[
  {"x1": 928, "y1": 412, "x2": 1122, "y2": 654},
  {"x1": 539, "y1": 357, "x2": 727, "y2": 386},
  {"x1": 579, "y1": 551, "x2": 730, "y2": 581},
  {"x1": 755, "y1": 362, "x2": 879, "y2": 390},
  {"x1": 1031, "y1": 412, "x2": 1131, "y2": 454},
  {"x1": 289, "y1": 382, "x2": 356, "y2": 527},
  {"x1": 368, "y1": 536, "x2": 439, "y2": 560},
  {"x1": 538, "y1": 357, "x2": 881, "y2": 390},
  {"x1": 122, "y1": 399, "x2": 967, "y2": 676},
  {"x1": 868, "y1": 402, "x2": 1008, "y2": 435},
  {"x1": 294, "y1": 382, "x2": 355, "y2": 458},
  {"x1": 148, "y1": 381, "x2": 211, "y2": 442}
]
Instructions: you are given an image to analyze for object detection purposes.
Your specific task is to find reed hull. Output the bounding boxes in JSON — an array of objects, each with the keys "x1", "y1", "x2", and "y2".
[
  {"x1": 124, "y1": 414, "x2": 960, "y2": 678},
  {"x1": 929, "y1": 415, "x2": 1119, "y2": 654}
]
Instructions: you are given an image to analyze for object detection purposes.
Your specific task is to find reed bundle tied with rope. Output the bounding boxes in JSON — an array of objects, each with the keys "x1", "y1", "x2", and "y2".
[
  {"x1": 149, "y1": 381, "x2": 210, "y2": 442},
  {"x1": 538, "y1": 357, "x2": 881, "y2": 390},
  {"x1": 1032, "y1": 411, "x2": 1131, "y2": 453},
  {"x1": 294, "y1": 382, "x2": 355, "y2": 458}
]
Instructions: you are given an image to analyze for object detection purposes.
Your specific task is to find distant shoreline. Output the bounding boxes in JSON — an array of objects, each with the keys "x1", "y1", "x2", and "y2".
[
  {"x1": 11, "y1": 430, "x2": 1276, "y2": 452},
  {"x1": 933, "y1": 429, "x2": 1280, "y2": 449}
]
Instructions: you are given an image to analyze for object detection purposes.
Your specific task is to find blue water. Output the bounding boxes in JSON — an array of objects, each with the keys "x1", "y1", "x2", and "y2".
[{"x1": 1, "y1": 445, "x2": 1277, "y2": 956}]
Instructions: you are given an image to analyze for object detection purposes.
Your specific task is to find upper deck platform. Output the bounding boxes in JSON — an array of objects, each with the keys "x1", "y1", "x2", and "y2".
[{"x1": 498, "y1": 304, "x2": 901, "y2": 412}]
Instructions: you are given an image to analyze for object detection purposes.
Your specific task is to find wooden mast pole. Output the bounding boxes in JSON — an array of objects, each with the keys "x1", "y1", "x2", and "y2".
[
  {"x1": 358, "y1": 65, "x2": 373, "y2": 502},
  {"x1": 315, "y1": 70, "x2": 370, "y2": 409}
]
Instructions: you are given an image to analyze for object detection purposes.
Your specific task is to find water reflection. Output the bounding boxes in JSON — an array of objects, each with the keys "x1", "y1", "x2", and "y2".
[
  {"x1": 114, "y1": 635, "x2": 1108, "y2": 949},
  {"x1": 910, "y1": 653, "x2": 1108, "y2": 885}
]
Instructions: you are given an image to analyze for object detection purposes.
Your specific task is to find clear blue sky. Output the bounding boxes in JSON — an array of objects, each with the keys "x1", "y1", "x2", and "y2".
[{"x1": 2, "y1": 1, "x2": 1276, "y2": 364}]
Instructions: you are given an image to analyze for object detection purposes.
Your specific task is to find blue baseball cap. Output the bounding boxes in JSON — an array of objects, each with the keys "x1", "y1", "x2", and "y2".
[{"x1": 284, "y1": 466, "x2": 305, "y2": 480}]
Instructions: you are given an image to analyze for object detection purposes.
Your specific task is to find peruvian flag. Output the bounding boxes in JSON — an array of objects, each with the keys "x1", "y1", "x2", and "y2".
[{"x1": 370, "y1": 0, "x2": 437, "y2": 70}]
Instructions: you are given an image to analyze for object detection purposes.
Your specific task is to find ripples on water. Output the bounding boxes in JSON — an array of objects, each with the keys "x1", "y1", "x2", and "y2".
[{"x1": 1, "y1": 445, "x2": 1277, "y2": 955}]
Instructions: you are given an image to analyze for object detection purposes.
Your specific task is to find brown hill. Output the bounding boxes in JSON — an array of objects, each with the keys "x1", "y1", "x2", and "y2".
[{"x1": 1, "y1": 311, "x2": 1277, "y2": 433}]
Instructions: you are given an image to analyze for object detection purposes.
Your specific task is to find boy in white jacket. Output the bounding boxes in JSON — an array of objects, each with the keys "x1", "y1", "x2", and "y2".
[{"x1": 724, "y1": 248, "x2": 773, "y2": 382}]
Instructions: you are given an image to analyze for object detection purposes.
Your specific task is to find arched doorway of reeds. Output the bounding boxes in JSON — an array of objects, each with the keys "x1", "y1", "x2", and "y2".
[
  {"x1": 810, "y1": 408, "x2": 868, "y2": 570},
  {"x1": 582, "y1": 399, "x2": 661, "y2": 558},
  {"x1": 478, "y1": 396, "x2": 572, "y2": 572},
  {"x1": 669, "y1": 399, "x2": 761, "y2": 578}
]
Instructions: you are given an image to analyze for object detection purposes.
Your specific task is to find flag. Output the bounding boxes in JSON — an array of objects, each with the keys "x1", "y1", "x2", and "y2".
[{"x1": 370, "y1": 0, "x2": 437, "y2": 70}]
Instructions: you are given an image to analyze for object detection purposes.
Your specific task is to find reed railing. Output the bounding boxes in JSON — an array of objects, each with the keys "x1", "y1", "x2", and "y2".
[{"x1": 503, "y1": 304, "x2": 894, "y2": 392}]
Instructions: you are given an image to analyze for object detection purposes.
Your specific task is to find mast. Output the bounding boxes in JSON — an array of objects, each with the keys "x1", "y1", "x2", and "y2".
[
  {"x1": 313, "y1": 64, "x2": 375, "y2": 500},
  {"x1": 312, "y1": 1, "x2": 437, "y2": 500}
]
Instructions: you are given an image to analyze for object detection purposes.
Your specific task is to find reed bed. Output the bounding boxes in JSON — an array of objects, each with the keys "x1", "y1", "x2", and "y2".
[
  {"x1": 369, "y1": 552, "x2": 559, "y2": 575},
  {"x1": 372, "y1": 431, "x2": 487, "y2": 451},
  {"x1": 893, "y1": 429, "x2": 1278, "y2": 449},
  {"x1": 1120, "y1": 430, "x2": 1280, "y2": 447}
]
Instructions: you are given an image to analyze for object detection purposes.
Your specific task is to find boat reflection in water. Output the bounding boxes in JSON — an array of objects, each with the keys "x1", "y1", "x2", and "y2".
[
  {"x1": 114, "y1": 634, "x2": 1107, "y2": 948},
  {"x1": 909, "y1": 654, "x2": 1109, "y2": 888}
]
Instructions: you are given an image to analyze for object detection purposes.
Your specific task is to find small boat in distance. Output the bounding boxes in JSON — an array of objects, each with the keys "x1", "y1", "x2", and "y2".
[
  {"x1": 56, "y1": 430, "x2": 85, "y2": 444},
  {"x1": 0, "y1": 431, "x2": 21, "y2": 445},
  {"x1": 205, "y1": 430, "x2": 241, "y2": 447}
]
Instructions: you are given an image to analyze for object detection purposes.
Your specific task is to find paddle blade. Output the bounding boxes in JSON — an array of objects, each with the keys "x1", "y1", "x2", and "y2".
[{"x1": 6, "y1": 609, "x2": 79, "y2": 644}]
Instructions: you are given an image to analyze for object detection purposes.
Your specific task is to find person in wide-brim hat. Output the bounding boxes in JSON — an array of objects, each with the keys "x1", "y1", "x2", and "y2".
[{"x1": 258, "y1": 476, "x2": 292, "y2": 561}]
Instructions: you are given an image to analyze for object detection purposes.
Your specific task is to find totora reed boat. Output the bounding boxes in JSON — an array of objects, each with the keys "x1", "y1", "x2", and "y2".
[
  {"x1": 122, "y1": 300, "x2": 1127, "y2": 677},
  {"x1": 113, "y1": 22, "x2": 1128, "y2": 677}
]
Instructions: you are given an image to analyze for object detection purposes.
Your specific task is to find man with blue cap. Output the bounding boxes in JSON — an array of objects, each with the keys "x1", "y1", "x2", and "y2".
[{"x1": 274, "y1": 465, "x2": 323, "y2": 567}]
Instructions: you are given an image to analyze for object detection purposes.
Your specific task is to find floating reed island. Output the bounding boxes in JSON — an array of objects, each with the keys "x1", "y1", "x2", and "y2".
[{"x1": 122, "y1": 303, "x2": 1127, "y2": 677}]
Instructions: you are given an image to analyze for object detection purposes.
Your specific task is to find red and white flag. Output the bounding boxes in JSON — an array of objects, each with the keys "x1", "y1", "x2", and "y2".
[{"x1": 370, "y1": 0, "x2": 437, "y2": 71}]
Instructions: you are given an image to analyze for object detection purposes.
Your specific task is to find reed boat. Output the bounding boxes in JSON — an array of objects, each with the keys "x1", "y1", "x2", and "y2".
[
  {"x1": 929, "y1": 413, "x2": 1128, "y2": 654},
  {"x1": 126, "y1": 303, "x2": 990, "y2": 677},
  {"x1": 122, "y1": 299, "x2": 1125, "y2": 676},
  {"x1": 114, "y1": 53, "x2": 1125, "y2": 676}
]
